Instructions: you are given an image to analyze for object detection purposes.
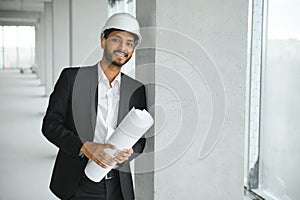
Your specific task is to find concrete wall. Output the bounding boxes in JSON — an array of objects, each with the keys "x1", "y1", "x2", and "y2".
[{"x1": 137, "y1": 0, "x2": 249, "y2": 199}]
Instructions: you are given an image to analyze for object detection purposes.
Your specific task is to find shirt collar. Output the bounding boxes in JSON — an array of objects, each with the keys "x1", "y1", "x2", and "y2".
[{"x1": 98, "y1": 62, "x2": 121, "y2": 87}]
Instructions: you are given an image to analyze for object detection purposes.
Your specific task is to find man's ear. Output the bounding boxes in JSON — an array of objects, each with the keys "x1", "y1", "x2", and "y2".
[{"x1": 100, "y1": 37, "x2": 105, "y2": 49}]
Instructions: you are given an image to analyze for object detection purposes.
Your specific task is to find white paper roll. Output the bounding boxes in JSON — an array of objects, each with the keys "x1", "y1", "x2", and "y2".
[{"x1": 84, "y1": 107, "x2": 154, "y2": 182}]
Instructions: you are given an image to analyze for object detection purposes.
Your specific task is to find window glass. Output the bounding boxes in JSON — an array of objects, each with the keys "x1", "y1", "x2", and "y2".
[
  {"x1": 0, "y1": 26, "x2": 35, "y2": 69},
  {"x1": 3, "y1": 26, "x2": 18, "y2": 68},
  {"x1": 259, "y1": 0, "x2": 300, "y2": 199}
]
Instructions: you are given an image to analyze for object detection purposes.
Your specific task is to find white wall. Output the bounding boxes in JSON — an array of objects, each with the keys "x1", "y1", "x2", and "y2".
[{"x1": 137, "y1": 0, "x2": 249, "y2": 199}]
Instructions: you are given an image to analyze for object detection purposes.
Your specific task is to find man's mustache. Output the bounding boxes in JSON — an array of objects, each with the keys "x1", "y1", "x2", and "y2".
[{"x1": 113, "y1": 50, "x2": 128, "y2": 58}]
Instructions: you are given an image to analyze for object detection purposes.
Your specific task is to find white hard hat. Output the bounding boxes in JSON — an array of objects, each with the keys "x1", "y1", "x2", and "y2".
[{"x1": 101, "y1": 13, "x2": 142, "y2": 47}]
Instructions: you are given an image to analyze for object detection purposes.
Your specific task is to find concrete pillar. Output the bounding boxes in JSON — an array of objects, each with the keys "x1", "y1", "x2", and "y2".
[
  {"x1": 135, "y1": 1, "x2": 156, "y2": 199},
  {"x1": 35, "y1": 12, "x2": 45, "y2": 87},
  {"x1": 43, "y1": 2, "x2": 53, "y2": 96},
  {"x1": 52, "y1": 0, "x2": 71, "y2": 82},
  {"x1": 136, "y1": 0, "x2": 249, "y2": 199},
  {"x1": 71, "y1": 0, "x2": 108, "y2": 66}
]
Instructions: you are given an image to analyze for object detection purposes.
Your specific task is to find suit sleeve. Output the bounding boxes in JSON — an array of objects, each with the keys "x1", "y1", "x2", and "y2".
[{"x1": 42, "y1": 68, "x2": 83, "y2": 157}]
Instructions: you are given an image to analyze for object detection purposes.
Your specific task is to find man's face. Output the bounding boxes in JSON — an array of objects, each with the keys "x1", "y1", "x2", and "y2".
[{"x1": 101, "y1": 30, "x2": 135, "y2": 67}]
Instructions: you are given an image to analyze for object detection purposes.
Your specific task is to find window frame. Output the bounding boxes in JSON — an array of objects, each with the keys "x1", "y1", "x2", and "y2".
[{"x1": 244, "y1": 0, "x2": 276, "y2": 199}]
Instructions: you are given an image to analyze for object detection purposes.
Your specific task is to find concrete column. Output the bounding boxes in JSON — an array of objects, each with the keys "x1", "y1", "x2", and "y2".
[
  {"x1": 35, "y1": 12, "x2": 45, "y2": 87},
  {"x1": 52, "y1": 0, "x2": 70, "y2": 82},
  {"x1": 135, "y1": 1, "x2": 156, "y2": 199},
  {"x1": 71, "y1": 0, "x2": 108, "y2": 66},
  {"x1": 136, "y1": 0, "x2": 249, "y2": 199},
  {"x1": 43, "y1": 2, "x2": 53, "y2": 96}
]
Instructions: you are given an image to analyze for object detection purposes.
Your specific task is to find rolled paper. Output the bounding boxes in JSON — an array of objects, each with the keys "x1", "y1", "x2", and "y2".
[{"x1": 84, "y1": 107, "x2": 154, "y2": 182}]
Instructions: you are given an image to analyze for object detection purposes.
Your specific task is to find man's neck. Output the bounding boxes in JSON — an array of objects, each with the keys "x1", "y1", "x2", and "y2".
[{"x1": 100, "y1": 60, "x2": 121, "y2": 85}]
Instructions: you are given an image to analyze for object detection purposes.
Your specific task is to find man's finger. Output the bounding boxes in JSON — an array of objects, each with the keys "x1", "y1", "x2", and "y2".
[
  {"x1": 124, "y1": 148, "x2": 134, "y2": 154},
  {"x1": 117, "y1": 152, "x2": 130, "y2": 159},
  {"x1": 88, "y1": 154, "x2": 108, "y2": 169},
  {"x1": 115, "y1": 152, "x2": 128, "y2": 160},
  {"x1": 102, "y1": 150, "x2": 116, "y2": 162},
  {"x1": 98, "y1": 153, "x2": 114, "y2": 166},
  {"x1": 104, "y1": 144, "x2": 117, "y2": 150},
  {"x1": 113, "y1": 155, "x2": 128, "y2": 163},
  {"x1": 116, "y1": 150, "x2": 132, "y2": 158},
  {"x1": 113, "y1": 151, "x2": 130, "y2": 164},
  {"x1": 94, "y1": 158, "x2": 107, "y2": 169}
]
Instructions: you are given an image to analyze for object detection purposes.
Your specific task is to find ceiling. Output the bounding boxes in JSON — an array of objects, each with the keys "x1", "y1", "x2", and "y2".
[{"x1": 0, "y1": 0, "x2": 52, "y2": 26}]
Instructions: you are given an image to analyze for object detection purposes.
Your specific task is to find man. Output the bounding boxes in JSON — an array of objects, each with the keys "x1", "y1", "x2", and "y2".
[{"x1": 42, "y1": 13, "x2": 146, "y2": 200}]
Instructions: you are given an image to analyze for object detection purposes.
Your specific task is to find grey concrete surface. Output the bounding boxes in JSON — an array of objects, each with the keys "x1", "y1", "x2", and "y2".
[
  {"x1": 0, "y1": 69, "x2": 57, "y2": 200},
  {"x1": 135, "y1": 0, "x2": 248, "y2": 199}
]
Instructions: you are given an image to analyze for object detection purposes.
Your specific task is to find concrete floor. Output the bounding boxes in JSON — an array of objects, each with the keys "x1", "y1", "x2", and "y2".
[{"x1": 0, "y1": 69, "x2": 57, "y2": 200}]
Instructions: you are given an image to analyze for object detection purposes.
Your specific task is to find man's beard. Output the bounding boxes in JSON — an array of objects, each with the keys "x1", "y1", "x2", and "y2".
[{"x1": 104, "y1": 47, "x2": 132, "y2": 67}]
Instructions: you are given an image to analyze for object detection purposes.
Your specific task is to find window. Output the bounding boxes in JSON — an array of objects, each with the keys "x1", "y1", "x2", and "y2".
[
  {"x1": 0, "y1": 26, "x2": 35, "y2": 69},
  {"x1": 246, "y1": 0, "x2": 300, "y2": 199}
]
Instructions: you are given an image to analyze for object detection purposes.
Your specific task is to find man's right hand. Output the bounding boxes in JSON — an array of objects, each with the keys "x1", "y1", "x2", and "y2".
[{"x1": 80, "y1": 142, "x2": 117, "y2": 169}]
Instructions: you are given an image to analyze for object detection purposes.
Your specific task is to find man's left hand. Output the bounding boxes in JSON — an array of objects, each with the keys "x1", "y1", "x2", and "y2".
[{"x1": 113, "y1": 148, "x2": 134, "y2": 164}]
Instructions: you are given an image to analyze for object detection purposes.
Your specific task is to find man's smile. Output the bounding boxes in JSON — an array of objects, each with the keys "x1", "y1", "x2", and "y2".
[{"x1": 113, "y1": 50, "x2": 128, "y2": 58}]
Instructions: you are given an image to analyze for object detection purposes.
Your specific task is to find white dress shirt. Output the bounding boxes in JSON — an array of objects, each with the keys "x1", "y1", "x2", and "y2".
[{"x1": 93, "y1": 63, "x2": 121, "y2": 144}]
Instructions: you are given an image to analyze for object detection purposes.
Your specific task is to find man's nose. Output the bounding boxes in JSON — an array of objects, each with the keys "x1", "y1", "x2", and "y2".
[{"x1": 118, "y1": 41, "x2": 128, "y2": 52}]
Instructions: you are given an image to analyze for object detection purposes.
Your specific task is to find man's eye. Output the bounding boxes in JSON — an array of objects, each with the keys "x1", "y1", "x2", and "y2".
[
  {"x1": 112, "y1": 38, "x2": 120, "y2": 42},
  {"x1": 127, "y1": 42, "x2": 134, "y2": 47}
]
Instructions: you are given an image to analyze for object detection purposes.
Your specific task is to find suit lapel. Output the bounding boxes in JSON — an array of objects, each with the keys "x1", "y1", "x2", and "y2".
[
  {"x1": 117, "y1": 73, "x2": 130, "y2": 125},
  {"x1": 72, "y1": 64, "x2": 98, "y2": 142},
  {"x1": 90, "y1": 64, "x2": 98, "y2": 135}
]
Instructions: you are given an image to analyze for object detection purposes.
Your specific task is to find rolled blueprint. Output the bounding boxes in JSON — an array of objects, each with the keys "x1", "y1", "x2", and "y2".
[{"x1": 85, "y1": 107, "x2": 154, "y2": 182}]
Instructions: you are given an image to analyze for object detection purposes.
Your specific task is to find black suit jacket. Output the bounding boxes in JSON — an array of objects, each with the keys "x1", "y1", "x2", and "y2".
[{"x1": 42, "y1": 64, "x2": 146, "y2": 200}]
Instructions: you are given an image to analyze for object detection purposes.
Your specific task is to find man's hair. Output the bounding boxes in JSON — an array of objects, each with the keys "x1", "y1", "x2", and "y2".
[{"x1": 102, "y1": 28, "x2": 139, "y2": 46}]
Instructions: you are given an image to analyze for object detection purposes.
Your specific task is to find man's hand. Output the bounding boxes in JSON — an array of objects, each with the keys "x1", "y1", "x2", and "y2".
[
  {"x1": 80, "y1": 142, "x2": 117, "y2": 169},
  {"x1": 113, "y1": 148, "x2": 134, "y2": 164}
]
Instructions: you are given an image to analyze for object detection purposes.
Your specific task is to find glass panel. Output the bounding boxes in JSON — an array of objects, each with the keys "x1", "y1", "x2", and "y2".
[
  {"x1": 1, "y1": 26, "x2": 35, "y2": 69},
  {"x1": 18, "y1": 26, "x2": 35, "y2": 69},
  {"x1": 259, "y1": 0, "x2": 300, "y2": 199},
  {"x1": 3, "y1": 26, "x2": 18, "y2": 68},
  {"x1": 0, "y1": 26, "x2": 4, "y2": 69}
]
